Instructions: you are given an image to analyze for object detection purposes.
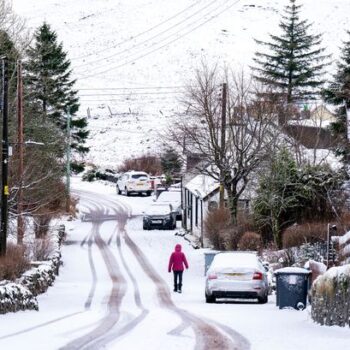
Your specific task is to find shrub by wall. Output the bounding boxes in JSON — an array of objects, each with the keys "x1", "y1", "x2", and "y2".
[
  {"x1": 282, "y1": 222, "x2": 327, "y2": 248},
  {"x1": 311, "y1": 265, "x2": 350, "y2": 327},
  {"x1": 238, "y1": 231, "x2": 263, "y2": 252}
]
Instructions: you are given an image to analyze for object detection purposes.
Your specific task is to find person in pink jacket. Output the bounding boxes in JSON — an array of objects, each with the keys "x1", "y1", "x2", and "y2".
[{"x1": 168, "y1": 244, "x2": 189, "y2": 293}]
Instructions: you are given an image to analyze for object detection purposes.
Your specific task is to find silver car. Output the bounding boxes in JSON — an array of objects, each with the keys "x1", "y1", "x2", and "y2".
[{"x1": 205, "y1": 252, "x2": 269, "y2": 304}]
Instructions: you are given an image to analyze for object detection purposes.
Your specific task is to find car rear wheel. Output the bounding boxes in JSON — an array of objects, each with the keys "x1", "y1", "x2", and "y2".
[
  {"x1": 257, "y1": 294, "x2": 268, "y2": 304},
  {"x1": 143, "y1": 224, "x2": 150, "y2": 230},
  {"x1": 146, "y1": 191, "x2": 152, "y2": 196},
  {"x1": 125, "y1": 187, "x2": 130, "y2": 196},
  {"x1": 205, "y1": 294, "x2": 216, "y2": 303}
]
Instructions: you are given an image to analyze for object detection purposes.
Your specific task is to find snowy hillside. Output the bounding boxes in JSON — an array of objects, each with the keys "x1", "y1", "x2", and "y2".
[{"x1": 11, "y1": 0, "x2": 350, "y2": 168}]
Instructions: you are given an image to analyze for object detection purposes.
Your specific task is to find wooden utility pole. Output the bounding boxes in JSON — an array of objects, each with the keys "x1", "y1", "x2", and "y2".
[
  {"x1": 219, "y1": 83, "x2": 227, "y2": 208},
  {"x1": 17, "y1": 60, "x2": 25, "y2": 244},
  {"x1": 66, "y1": 113, "x2": 71, "y2": 213},
  {"x1": 0, "y1": 57, "x2": 9, "y2": 256}
]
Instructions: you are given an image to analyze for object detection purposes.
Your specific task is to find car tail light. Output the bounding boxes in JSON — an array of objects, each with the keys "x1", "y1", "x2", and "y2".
[
  {"x1": 208, "y1": 273, "x2": 218, "y2": 280},
  {"x1": 253, "y1": 272, "x2": 263, "y2": 280}
]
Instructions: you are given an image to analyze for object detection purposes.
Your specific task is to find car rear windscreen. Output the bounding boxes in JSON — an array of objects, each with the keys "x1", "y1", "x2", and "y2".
[{"x1": 131, "y1": 174, "x2": 147, "y2": 179}]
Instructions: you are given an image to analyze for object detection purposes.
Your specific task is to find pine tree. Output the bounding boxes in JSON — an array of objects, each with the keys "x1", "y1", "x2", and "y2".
[
  {"x1": 160, "y1": 148, "x2": 182, "y2": 177},
  {"x1": 252, "y1": 0, "x2": 329, "y2": 103},
  {"x1": 323, "y1": 31, "x2": 350, "y2": 162},
  {"x1": 24, "y1": 22, "x2": 89, "y2": 159}
]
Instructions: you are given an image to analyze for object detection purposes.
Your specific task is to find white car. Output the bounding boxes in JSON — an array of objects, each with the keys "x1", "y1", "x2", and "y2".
[
  {"x1": 155, "y1": 190, "x2": 181, "y2": 219},
  {"x1": 205, "y1": 252, "x2": 269, "y2": 304},
  {"x1": 116, "y1": 171, "x2": 152, "y2": 196}
]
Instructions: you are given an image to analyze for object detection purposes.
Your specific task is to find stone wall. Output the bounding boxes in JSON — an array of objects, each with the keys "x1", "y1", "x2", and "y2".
[
  {"x1": 0, "y1": 225, "x2": 65, "y2": 314},
  {"x1": 311, "y1": 265, "x2": 350, "y2": 327}
]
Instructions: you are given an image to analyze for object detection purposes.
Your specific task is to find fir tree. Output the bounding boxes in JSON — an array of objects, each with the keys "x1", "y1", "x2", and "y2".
[
  {"x1": 323, "y1": 31, "x2": 350, "y2": 162},
  {"x1": 24, "y1": 22, "x2": 89, "y2": 158},
  {"x1": 252, "y1": 0, "x2": 329, "y2": 103},
  {"x1": 160, "y1": 148, "x2": 182, "y2": 177}
]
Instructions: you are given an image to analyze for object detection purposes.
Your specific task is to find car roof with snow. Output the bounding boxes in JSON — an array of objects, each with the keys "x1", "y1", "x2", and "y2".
[
  {"x1": 157, "y1": 191, "x2": 181, "y2": 203},
  {"x1": 144, "y1": 203, "x2": 173, "y2": 215}
]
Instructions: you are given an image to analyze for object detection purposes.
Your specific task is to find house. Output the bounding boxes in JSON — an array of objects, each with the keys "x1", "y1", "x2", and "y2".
[
  {"x1": 309, "y1": 104, "x2": 337, "y2": 125},
  {"x1": 182, "y1": 173, "x2": 250, "y2": 246},
  {"x1": 182, "y1": 174, "x2": 220, "y2": 246}
]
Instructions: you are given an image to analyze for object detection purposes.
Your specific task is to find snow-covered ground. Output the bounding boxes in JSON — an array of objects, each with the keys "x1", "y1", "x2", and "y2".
[
  {"x1": 0, "y1": 178, "x2": 348, "y2": 350},
  {"x1": 11, "y1": 0, "x2": 350, "y2": 168}
]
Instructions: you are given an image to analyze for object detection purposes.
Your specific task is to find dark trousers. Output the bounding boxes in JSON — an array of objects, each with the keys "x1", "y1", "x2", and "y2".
[{"x1": 173, "y1": 270, "x2": 183, "y2": 291}]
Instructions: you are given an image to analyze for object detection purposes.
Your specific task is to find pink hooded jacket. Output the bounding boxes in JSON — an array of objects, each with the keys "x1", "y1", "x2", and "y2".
[{"x1": 168, "y1": 244, "x2": 189, "y2": 272}]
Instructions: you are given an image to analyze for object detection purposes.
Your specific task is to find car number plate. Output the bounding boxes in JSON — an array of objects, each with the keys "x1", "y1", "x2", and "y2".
[
  {"x1": 151, "y1": 220, "x2": 162, "y2": 224},
  {"x1": 224, "y1": 273, "x2": 248, "y2": 280}
]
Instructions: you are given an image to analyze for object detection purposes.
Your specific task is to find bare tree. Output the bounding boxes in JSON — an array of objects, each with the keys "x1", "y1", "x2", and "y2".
[
  {"x1": 169, "y1": 64, "x2": 279, "y2": 223},
  {"x1": 0, "y1": 0, "x2": 30, "y2": 52}
]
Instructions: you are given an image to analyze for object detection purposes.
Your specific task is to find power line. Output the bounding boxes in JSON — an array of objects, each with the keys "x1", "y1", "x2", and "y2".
[
  {"x1": 75, "y1": 0, "x2": 221, "y2": 68},
  {"x1": 76, "y1": 0, "x2": 232, "y2": 75},
  {"x1": 77, "y1": 85, "x2": 187, "y2": 90},
  {"x1": 70, "y1": 0, "x2": 203, "y2": 61},
  {"x1": 78, "y1": 91, "x2": 184, "y2": 96},
  {"x1": 77, "y1": 0, "x2": 241, "y2": 80}
]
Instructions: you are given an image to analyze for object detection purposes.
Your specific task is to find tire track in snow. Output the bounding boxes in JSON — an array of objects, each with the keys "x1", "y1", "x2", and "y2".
[
  {"x1": 121, "y1": 228, "x2": 236, "y2": 349},
  {"x1": 82, "y1": 216, "x2": 150, "y2": 349},
  {"x1": 61, "y1": 194, "x2": 150, "y2": 349},
  {"x1": 60, "y1": 203, "x2": 127, "y2": 350}
]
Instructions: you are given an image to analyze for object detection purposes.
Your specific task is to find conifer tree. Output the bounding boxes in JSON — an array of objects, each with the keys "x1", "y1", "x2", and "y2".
[
  {"x1": 252, "y1": 0, "x2": 329, "y2": 103},
  {"x1": 24, "y1": 22, "x2": 89, "y2": 159},
  {"x1": 323, "y1": 31, "x2": 350, "y2": 162},
  {"x1": 160, "y1": 148, "x2": 182, "y2": 176}
]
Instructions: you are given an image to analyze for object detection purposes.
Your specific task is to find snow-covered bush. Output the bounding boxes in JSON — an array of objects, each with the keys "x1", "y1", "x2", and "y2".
[
  {"x1": 311, "y1": 265, "x2": 350, "y2": 327},
  {"x1": 0, "y1": 225, "x2": 65, "y2": 314},
  {"x1": 338, "y1": 230, "x2": 350, "y2": 264},
  {"x1": 0, "y1": 282, "x2": 38, "y2": 314}
]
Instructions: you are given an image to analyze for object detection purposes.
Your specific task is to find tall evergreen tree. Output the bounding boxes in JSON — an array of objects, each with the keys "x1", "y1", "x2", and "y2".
[
  {"x1": 252, "y1": 0, "x2": 329, "y2": 103},
  {"x1": 160, "y1": 148, "x2": 182, "y2": 176},
  {"x1": 323, "y1": 31, "x2": 350, "y2": 162},
  {"x1": 24, "y1": 22, "x2": 89, "y2": 158}
]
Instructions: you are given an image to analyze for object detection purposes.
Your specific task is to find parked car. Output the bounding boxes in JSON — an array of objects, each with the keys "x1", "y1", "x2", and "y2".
[
  {"x1": 143, "y1": 203, "x2": 177, "y2": 230},
  {"x1": 155, "y1": 190, "x2": 182, "y2": 220},
  {"x1": 116, "y1": 171, "x2": 152, "y2": 196},
  {"x1": 205, "y1": 252, "x2": 269, "y2": 304}
]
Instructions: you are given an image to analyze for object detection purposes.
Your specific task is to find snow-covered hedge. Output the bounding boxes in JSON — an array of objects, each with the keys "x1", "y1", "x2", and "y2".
[
  {"x1": 0, "y1": 225, "x2": 65, "y2": 314},
  {"x1": 0, "y1": 282, "x2": 38, "y2": 313},
  {"x1": 311, "y1": 265, "x2": 350, "y2": 327},
  {"x1": 339, "y1": 231, "x2": 350, "y2": 264}
]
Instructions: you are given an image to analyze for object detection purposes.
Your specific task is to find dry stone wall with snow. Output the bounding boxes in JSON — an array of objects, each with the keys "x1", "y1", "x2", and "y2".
[{"x1": 0, "y1": 225, "x2": 65, "y2": 314}]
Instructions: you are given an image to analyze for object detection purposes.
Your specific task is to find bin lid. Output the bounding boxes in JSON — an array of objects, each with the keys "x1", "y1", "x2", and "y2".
[
  {"x1": 274, "y1": 267, "x2": 311, "y2": 275},
  {"x1": 203, "y1": 250, "x2": 221, "y2": 255}
]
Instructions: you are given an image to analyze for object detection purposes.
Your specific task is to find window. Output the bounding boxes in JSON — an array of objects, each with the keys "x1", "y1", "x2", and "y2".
[{"x1": 208, "y1": 201, "x2": 218, "y2": 212}]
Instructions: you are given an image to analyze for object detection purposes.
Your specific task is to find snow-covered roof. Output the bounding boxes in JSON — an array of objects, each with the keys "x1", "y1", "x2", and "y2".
[{"x1": 185, "y1": 174, "x2": 219, "y2": 199}]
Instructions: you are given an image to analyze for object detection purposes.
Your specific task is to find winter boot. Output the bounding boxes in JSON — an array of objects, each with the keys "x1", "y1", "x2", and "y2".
[
  {"x1": 174, "y1": 285, "x2": 178, "y2": 292},
  {"x1": 178, "y1": 284, "x2": 182, "y2": 293}
]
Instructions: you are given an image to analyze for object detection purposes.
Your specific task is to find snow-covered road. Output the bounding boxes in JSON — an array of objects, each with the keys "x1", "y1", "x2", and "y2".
[{"x1": 0, "y1": 179, "x2": 349, "y2": 349}]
